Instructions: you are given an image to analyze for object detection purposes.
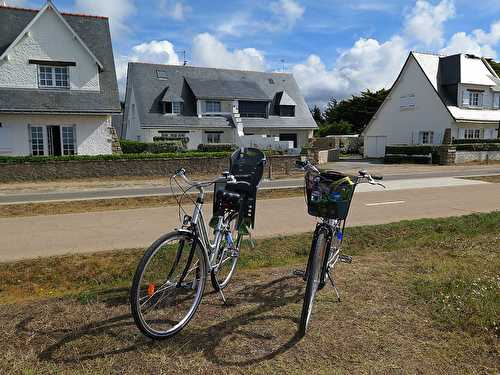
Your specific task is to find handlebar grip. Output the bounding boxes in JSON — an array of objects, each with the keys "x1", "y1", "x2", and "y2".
[
  {"x1": 175, "y1": 168, "x2": 186, "y2": 175},
  {"x1": 372, "y1": 175, "x2": 383, "y2": 181}
]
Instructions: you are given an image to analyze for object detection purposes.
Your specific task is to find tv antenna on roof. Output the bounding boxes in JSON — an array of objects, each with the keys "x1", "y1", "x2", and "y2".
[
  {"x1": 177, "y1": 50, "x2": 188, "y2": 66},
  {"x1": 281, "y1": 59, "x2": 286, "y2": 72}
]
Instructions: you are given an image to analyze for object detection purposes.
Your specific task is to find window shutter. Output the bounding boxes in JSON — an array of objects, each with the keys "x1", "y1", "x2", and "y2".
[
  {"x1": 458, "y1": 128, "x2": 465, "y2": 139},
  {"x1": 27, "y1": 124, "x2": 32, "y2": 155},
  {"x1": 478, "y1": 93, "x2": 484, "y2": 107},
  {"x1": 73, "y1": 125, "x2": 77, "y2": 155},
  {"x1": 462, "y1": 90, "x2": 470, "y2": 106},
  {"x1": 494, "y1": 94, "x2": 500, "y2": 109}
]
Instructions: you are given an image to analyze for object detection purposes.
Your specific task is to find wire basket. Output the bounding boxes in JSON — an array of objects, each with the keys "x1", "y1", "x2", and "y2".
[{"x1": 305, "y1": 171, "x2": 355, "y2": 220}]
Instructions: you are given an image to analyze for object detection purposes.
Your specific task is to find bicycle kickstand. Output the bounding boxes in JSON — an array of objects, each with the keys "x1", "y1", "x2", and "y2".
[
  {"x1": 213, "y1": 277, "x2": 228, "y2": 305},
  {"x1": 326, "y1": 270, "x2": 341, "y2": 302}
]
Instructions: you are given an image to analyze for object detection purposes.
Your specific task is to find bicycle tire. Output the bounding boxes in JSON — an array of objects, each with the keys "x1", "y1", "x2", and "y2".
[
  {"x1": 210, "y1": 213, "x2": 242, "y2": 291},
  {"x1": 299, "y1": 228, "x2": 327, "y2": 337},
  {"x1": 130, "y1": 230, "x2": 207, "y2": 340}
]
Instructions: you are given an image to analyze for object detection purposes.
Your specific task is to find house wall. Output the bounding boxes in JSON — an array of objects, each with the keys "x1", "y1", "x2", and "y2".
[
  {"x1": 0, "y1": 114, "x2": 112, "y2": 156},
  {"x1": 364, "y1": 55, "x2": 454, "y2": 151},
  {"x1": 455, "y1": 122, "x2": 499, "y2": 139},
  {"x1": 242, "y1": 128, "x2": 313, "y2": 149},
  {"x1": 458, "y1": 84, "x2": 496, "y2": 108},
  {"x1": 0, "y1": 7, "x2": 100, "y2": 91}
]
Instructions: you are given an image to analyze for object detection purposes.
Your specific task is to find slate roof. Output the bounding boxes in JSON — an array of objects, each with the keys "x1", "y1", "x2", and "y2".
[
  {"x1": 0, "y1": 5, "x2": 120, "y2": 114},
  {"x1": 413, "y1": 52, "x2": 500, "y2": 123},
  {"x1": 124, "y1": 62, "x2": 317, "y2": 131}
]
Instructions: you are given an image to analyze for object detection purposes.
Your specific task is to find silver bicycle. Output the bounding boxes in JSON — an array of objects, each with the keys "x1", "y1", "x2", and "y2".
[{"x1": 130, "y1": 148, "x2": 266, "y2": 339}]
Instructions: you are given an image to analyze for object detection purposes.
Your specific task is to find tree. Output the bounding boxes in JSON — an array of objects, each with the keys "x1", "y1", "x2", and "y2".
[
  {"x1": 486, "y1": 59, "x2": 500, "y2": 77},
  {"x1": 316, "y1": 120, "x2": 353, "y2": 137},
  {"x1": 310, "y1": 105, "x2": 324, "y2": 125},
  {"x1": 323, "y1": 89, "x2": 389, "y2": 133}
]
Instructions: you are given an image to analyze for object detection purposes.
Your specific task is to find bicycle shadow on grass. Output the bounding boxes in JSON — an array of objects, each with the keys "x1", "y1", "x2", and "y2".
[{"x1": 30, "y1": 275, "x2": 304, "y2": 367}]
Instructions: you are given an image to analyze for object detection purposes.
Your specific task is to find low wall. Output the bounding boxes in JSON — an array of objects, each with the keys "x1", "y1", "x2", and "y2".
[
  {"x1": 0, "y1": 155, "x2": 299, "y2": 182},
  {"x1": 455, "y1": 151, "x2": 500, "y2": 164},
  {"x1": 317, "y1": 149, "x2": 340, "y2": 164}
]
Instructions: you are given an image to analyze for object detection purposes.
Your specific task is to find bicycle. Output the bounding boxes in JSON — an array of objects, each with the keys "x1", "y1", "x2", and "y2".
[
  {"x1": 295, "y1": 160, "x2": 385, "y2": 337},
  {"x1": 130, "y1": 148, "x2": 266, "y2": 340}
]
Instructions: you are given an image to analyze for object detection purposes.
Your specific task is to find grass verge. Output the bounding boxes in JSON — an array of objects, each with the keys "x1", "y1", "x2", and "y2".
[
  {"x1": 0, "y1": 187, "x2": 304, "y2": 218},
  {"x1": 463, "y1": 174, "x2": 500, "y2": 183}
]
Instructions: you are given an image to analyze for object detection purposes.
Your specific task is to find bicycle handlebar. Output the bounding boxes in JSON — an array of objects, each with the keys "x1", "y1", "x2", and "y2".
[{"x1": 173, "y1": 168, "x2": 236, "y2": 191}]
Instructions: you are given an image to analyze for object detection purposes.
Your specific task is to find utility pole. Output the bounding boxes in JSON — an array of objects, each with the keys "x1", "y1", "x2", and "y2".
[
  {"x1": 176, "y1": 50, "x2": 187, "y2": 66},
  {"x1": 281, "y1": 59, "x2": 286, "y2": 73}
]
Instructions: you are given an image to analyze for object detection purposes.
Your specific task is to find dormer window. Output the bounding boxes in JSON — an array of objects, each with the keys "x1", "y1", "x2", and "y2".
[
  {"x1": 163, "y1": 101, "x2": 183, "y2": 115},
  {"x1": 38, "y1": 65, "x2": 69, "y2": 89},
  {"x1": 462, "y1": 89, "x2": 483, "y2": 108}
]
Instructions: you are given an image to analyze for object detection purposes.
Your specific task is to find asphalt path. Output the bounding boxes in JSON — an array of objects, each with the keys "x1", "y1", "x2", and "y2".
[
  {"x1": 0, "y1": 181, "x2": 499, "y2": 262},
  {"x1": 1, "y1": 166, "x2": 499, "y2": 204}
]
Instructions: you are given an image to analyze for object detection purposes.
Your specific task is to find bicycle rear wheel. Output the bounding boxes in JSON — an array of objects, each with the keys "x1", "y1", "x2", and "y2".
[
  {"x1": 299, "y1": 228, "x2": 327, "y2": 337},
  {"x1": 130, "y1": 231, "x2": 207, "y2": 340}
]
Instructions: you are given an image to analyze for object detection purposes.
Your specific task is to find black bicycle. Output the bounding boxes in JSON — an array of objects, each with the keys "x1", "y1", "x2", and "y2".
[{"x1": 296, "y1": 160, "x2": 385, "y2": 336}]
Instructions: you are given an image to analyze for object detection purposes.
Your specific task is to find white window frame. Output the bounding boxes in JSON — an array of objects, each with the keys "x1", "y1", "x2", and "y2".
[
  {"x1": 420, "y1": 131, "x2": 434, "y2": 145},
  {"x1": 205, "y1": 101, "x2": 222, "y2": 113},
  {"x1": 158, "y1": 131, "x2": 188, "y2": 139},
  {"x1": 468, "y1": 91, "x2": 482, "y2": 108},
  {"x1": 464, "y1": 128, "x2": 481, "y2": 139},
  {"x1": 206, "y1": 132, "x2": 222, "y2": 144},
  {"x1": 172, "y1": 102, "x2": 182, "y2": 114},
  {"x1": 62, "y1": 126, "x2": 76, "y2": 155},
  {"x1": 30, "y1": 126, "x2": 44, "y2": 156},
  {"x1": 38, "y1": 65, "x2": 70, "y2": 89}
]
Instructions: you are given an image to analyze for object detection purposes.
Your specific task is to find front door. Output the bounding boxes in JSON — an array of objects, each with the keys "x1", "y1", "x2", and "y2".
[
  {"x1": 279, "y1": 133, "x2": 298, "y2": 148},
  {"x1": 47, "y1": 126, "x2": 62, "y2": 156}
]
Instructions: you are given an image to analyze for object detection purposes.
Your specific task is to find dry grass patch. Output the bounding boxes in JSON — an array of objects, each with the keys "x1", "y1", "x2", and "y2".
[
  {"x1": 0, "y1": 212, "x2": 498, "y2": 374},
  {"x1": 463, "y1": 175, "x2": 500, "y2": 183}
]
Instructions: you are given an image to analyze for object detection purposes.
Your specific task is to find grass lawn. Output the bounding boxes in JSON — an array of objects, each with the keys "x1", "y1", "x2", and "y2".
[
  {"x1": 0, "y1": 212, "x2": 498, "y2": 374},
  {"x1": 463, "y1": 175, "x2": 500, "y2": 183}
]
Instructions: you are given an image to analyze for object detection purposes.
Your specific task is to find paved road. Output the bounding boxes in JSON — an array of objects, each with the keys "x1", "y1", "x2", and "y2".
[
  {"x1": 1, "y1": 166, "x2": 499, "y2": 204},
  {"x1": 0, "y1": 181, "x2": 499, "y2": 262}
]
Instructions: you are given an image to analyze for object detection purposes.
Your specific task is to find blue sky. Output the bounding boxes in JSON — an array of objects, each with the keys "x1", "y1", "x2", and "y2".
[{"x1": 6, "y1": 0, "x2": 500, "y2": 105}]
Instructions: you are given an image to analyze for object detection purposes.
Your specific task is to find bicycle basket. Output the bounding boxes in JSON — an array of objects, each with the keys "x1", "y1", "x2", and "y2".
[{"x1": 305, "y1": 171, "x2": 355, "y2": 220}]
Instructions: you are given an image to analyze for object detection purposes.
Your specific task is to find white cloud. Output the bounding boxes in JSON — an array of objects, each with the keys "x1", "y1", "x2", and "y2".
[
  {"x1": 270, "y1": 0, "x2": 305, "y2": 29},
  {"x1": 292, "y1": 37, "x2": 407, "y2": 104},
  {"x1": 192, "y1": 33, "x2": 266, "y2": 71},
  {"x1": 217, "y1": 13, "x2": 249, "y2": 37},
  {"x1": 159, "y1": 0, "x2": 190, "y2": 21},
  {"x1": 440, "y1": 32, "x2": 497, "y2": 58},
  {"x1": 404, "y1": 0, "x2": 455, "y2": 47},
  {"x1": 4, "y1": 0, "x2": 28, "y2": 5},
  {"x1": 74, "y1": 0, "x2": 136, "y2": 38},
  {"x1": 115, "y1": 40, "x2": 180, "y2": 97},
  {"x1": 473, "y1": 21, "x2": 500, "y2": 46}
]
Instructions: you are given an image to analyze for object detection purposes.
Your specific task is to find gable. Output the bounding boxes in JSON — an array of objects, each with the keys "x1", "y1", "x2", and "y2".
[{"x1": 363, "y1": 54, "x2": 454, "y2": 139}]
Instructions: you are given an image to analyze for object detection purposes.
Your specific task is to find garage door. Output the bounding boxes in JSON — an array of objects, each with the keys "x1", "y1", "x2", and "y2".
[{"x1": 365, "y1": 136, "x2": 387, "y2": 158}]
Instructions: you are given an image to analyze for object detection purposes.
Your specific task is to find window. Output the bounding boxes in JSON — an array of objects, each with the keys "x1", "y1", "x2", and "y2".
[
  {"x1": 420, "y1": 131, "x2": 434, "y2": 144},
  {"x1": 38, "y1": 66, "x2": 69, "y2": 89},
  {"x1": 30, "y1": 126, "x2": 44, "y2": 155},
  {"x1": 172, "y1": 102, "x2": 182, "y2": 114},
  {"x1": 206, "y1": 132, "x2": 222, "y2": 143},
  {"x1": 62, "y1": 126, "x2": 76, "y2": 155},
  {"x1": 205, "y1": 101, "x2": 221, "y2": 113},
  {"x1": 466, "y1": 90, "x2": 483, "y2": 108},
  {"x1": 279, "y1": 105, "x2": 295, "y2": 117},
  {"x1": 400, "y1": 94, "x2": 416, "y2": 110},
  {"x1": 156, "y1": 70, "x2": 168, "y2": 79},
  {"x1": 464, "y1": 129, "x2": 481, "y2": 139}
]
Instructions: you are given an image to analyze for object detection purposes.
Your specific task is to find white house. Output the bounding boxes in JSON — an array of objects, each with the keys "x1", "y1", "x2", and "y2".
[
  {"x1": 122, "y1": 63, "x2": 317, "y2": 151},
  {"x1": 363, "y1": 52, "x2": 500, "y2": 157},
  {"x1": 0, "y1": 1, "x2": 121, "y2": 156}
]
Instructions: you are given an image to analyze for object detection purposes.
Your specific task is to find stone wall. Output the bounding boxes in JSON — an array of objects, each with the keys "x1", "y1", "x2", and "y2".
[
  {"x1": 455, "y1": 151, "x2": 500, "y2": 164},
  {"x1": 0, "y1": 155, "x2": 299, "y2": 182}
]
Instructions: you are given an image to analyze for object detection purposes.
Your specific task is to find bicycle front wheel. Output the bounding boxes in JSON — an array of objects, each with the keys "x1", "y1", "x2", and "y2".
[
  {"x1": 130, "y1": 231, "x2": 207, "y2": 340},
  {"x1": 299, "y1": 228, "x2": 327, "y2": 337}
]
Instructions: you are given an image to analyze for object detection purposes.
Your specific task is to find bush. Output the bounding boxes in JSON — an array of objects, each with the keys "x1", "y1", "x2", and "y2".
[
  {"x1": 120, "y1": 140, "x2": 186, "y2": 154},
  {"x1": 0, "y1": 152, "x2": 231, "y2": 164},
  {"x1": 316, "y1": 121, "x2": 354, "y2": 137},
  {"x1": 384, "y1": 154, "x2": 432, "y2": 164},
  {"x1": 197, "y1": 143, "x2": 238, "y2": 152},
  {"x1": 452, "y1": 139, "x2": 500, "y2": 144},
  {"x1": 455, "y1": 143, "x2": 500, "y2": 152},
  {"x1": 385, "y1": 145, "x2": 437, "y2": 155}
]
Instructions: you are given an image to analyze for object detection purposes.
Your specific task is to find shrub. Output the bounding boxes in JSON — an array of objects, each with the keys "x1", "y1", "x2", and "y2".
[
  {"x1": 120, "y1": 140, "x2": 186, "y2": 154},
  {"x1": 385, "y1": 145, "x2": 437, "y2": 155},
  {"x1": 316, "y1": 121, "x2": 354, "y2": 137},
  {"x1": 120, "y1": 140, "x2": 148, "y2": 154},
  {"x1": 384, "y1": 154, "x2": 432, "y2": 164},
  {"x1": 452, "y1": 139, "x2": 500, "y2": 144},
  {"x1": 455, "y1": 143, "x2": 500, "y2": 152},
  {"x1": 197, "y1": 143, "x2": 238, "y2": 152},
  {"x1": 0, "y1": 152, "x2": 231, "y2": 164}
]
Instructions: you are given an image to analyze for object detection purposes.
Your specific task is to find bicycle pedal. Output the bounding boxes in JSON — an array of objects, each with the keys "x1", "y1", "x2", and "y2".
[
  {"x1": 293, "y1": 269, "x2": 305, "y2": 277},
  {"x1": 339, "y1": 255, "x2": 353, "y2": 264}
]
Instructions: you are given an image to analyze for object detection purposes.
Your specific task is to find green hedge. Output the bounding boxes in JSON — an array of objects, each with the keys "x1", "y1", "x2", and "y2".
[
  {"x1": 455, "y1": 143, "x2": 500, "y2": 151},
  {"x1": 452, "y1": 139, "x2": 500, "y2": 144},
  {"x1": 384, "y1": 154, "x2": 432, "y2": 164},
  {"x1": 197, "y1": 143, "x2": 238, "y2": 152},
  {"x1": 385, "y1": 145, "x2": 437, "y2": 155},
  {"x1": 0, "y1": 152, "x2": 231, "y2": 164},
  {"x1": 120, "y1": 140, "x2": 185, "y2": 154}
]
